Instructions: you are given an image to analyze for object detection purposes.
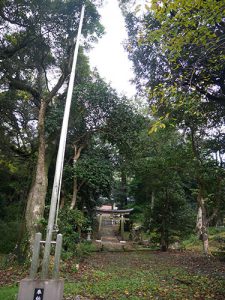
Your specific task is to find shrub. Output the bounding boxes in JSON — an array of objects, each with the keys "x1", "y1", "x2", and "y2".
[
  {"x1": 58, "y1": 208, "x2": 87, "y2": 253},
  {"x1": 0, "y1": 221, "x2": 23, "y2": 253},
  {"x1": 75, "y1": 242, "x2": 97, "y2": 259}
]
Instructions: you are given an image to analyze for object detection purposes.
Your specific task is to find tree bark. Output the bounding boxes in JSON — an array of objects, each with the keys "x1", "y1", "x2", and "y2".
[
  {"x1": 11, "y1": 42, "x2": 74, "y2": 248},
  {"x1": 60, "y1": 188, "x2": 65, "y2": 209},
  {"x1": 149, "y1": 191, "x2": 155, "y2": 227},
  {"x1": 70, "y1": 144, "x2": 85, "y2": 209},
  {"x1": 160, "y1": 221, "x2": 167, "y2": 252},
  {"x1": 25, "y1": 99, "x2": 48, "y2": 245},
  {"x1": 196, "y1": 188, "x2": 209, "y2": 255},
  {"x1": 196, "y1": 205, "x2": 203, "y2": 238},
  {"x1": 190, "y1": 127, "x2": 210, "y2": 255}
]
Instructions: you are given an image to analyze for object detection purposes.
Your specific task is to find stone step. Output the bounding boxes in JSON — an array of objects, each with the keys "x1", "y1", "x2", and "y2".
[{"x1": 101, "y1": 237, "x2": 119, "y2": 243}]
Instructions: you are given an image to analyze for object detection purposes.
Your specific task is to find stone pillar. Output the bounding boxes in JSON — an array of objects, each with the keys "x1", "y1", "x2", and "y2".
[
  {"x1": 98, "y1": 214, "x2": 103, "y2": 234},
  {"x1": 53, "y1": 234, "x2": 63, "y2": 279},
  {"x1": 121, "y1": 214, "x2": 124, "y2": 241},
  {"x1": 30, "y1": 233, "x2": 42, "y2": 279},
  {"x1": 17, "y1": 278, "x2": 64, "y2": 300}
]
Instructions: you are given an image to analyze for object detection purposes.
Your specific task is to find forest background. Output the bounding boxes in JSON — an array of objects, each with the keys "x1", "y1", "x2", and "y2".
[{"x1": 0, "y1": 0, "x2": 225, "y2": 262}]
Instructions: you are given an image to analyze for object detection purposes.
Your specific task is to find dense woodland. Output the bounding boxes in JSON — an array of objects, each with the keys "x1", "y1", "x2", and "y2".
[{"x1": 0, "y1": 0, "x2": 225, "y2": 264}]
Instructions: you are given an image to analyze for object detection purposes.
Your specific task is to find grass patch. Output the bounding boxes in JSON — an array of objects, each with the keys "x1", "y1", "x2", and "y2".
[
  {"x1": 63, "y1": 252, "x2": 225, "y2": 299},
  {"x1": 0, "y1": 285, "x2": 18, "y2": 300},
  {"x1": 181, "y1": 227, "x2": 225, "y2": 252},
  {"x1": 181, "y1": 234, "x2": 202, "y2": 251},
  {"x1": 1, "y1": 251, "x2": 225, "y2": 299}
]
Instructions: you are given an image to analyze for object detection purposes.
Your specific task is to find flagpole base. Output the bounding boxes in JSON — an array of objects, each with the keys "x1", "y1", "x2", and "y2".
[{"x1": 17, "y1": 278, "x2": 64, "y2": 300}]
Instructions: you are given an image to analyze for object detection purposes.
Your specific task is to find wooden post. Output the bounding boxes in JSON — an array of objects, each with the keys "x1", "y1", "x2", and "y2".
[
  {"x1": 121, "y1": 214, "x2": 124, "y2": 241},
  {"x1": 29, "y1": 232, "x2": 42, "y2": 279},
  {"x1": 53, "y1": 234, "x2": 63, "y2": 279}
]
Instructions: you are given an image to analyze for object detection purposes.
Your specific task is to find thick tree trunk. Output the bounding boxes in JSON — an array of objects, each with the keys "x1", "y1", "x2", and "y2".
[{"x1": 25, "y1": 99, "x2": 48, "y2": 245}]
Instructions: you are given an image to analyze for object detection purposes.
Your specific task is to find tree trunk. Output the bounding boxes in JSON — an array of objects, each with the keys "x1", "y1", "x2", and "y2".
[
  {"x1": 190, "y1": 128, "x2": 209, "y2": 255},
  {"x1": 160, "y1": 217, "x2": 169, "y2": 252},
  {"x1": 196, "y1": 189, "x2": 209, "y2": 255},
  {"x1": 70, "y1": 144, "x2": 85, "y2": 209},
  {"x1": 70, "y1": 176, "x2": 78, "y2": 209},
  {"x1": 149, "y1": 191, "x2": 155, "y2": 227},
  {"x1": 160, "y1": 189, "x2": 169, "y2": 251},
  {"x1": 151, "y1": 191, "x2": 155, "y2": 210},
  {"x1": 25, "y1": 99, "x2": 48, "y2": 246},
  {"x1": 160, "y1": 218, "x2": 168, "y2": 252},
  {"x1": 121, "y1": 170, "x2": 128, "y2": 207},
  {"x1": 196, "y1": 205, "x2": 203, "y2": 238},
  {"x1": 60, "y1": 188, "x2": 65, "y2": 209}
]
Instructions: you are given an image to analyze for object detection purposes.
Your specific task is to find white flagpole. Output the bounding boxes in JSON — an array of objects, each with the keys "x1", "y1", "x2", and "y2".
[{"x1": 41, "y1": 5, "x2": 85, "y2": 278}]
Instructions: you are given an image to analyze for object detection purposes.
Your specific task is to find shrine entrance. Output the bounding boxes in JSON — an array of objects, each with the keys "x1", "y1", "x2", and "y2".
[{"x1": 96, "y1": 208, "x2": 133, "y2": 241}]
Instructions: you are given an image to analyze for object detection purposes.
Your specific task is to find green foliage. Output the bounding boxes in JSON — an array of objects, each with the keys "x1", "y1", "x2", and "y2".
[
  {"x1": 128, "y1": 127, "x2": 197, "y2": 250},
  {"x1": 181, "y1": 234, "x2": 201, "y2": 250},
  {"x1": 129, "y1": 204, "x2": 145, "y2": 224},
  {"x1": 0, "y1": 0, "x2": 106, "y2": 252},
  {"x1": 75, "y1": 241, "x2": 97, "y2": 259},
  {"x1": 145, "y1": 184, "x2": 195, "y2": 249},
  {"x1": 74, "y1": 154, "x2": 113, "y2": 191},
  {"x1": 149, "y1": 1, "x2": 224, "y2": 53},
  {"x1": 180, "y1": 226, "x2": 225, "y2": 252},
  {"x1": 208, "y1": 227, "x2": 225, "y2": 235},
  {"x1": 126, "y1": 0, "x2": 225, "y2": 108},
  {"x1": 0, "y1": 222, "x2": 22, "y2": 253},
  {"x1": 123, "y1": 2, "x2": 225, "y2": 253},
  {"x1": 58, "y1": 208, "x2": 87, "y2": 252}
]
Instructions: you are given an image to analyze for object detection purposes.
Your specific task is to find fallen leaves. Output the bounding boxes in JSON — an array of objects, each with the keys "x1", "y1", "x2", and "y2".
[{"x1": 1, "y1": 251, "x2": 225, "y2": 299}]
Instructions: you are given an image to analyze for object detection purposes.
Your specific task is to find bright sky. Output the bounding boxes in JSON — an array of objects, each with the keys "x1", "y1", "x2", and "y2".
[{"x1": 88, "y1": 0, "x2": 136, "y2": 98}]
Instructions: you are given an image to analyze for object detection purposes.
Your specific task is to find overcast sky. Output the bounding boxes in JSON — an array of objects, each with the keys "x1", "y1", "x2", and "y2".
[{"x1": 88, "y1": 0, "x2": 136, "y2": 98}]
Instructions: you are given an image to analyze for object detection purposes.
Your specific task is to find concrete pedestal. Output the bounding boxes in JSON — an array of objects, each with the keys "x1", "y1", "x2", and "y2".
[{"x1": 17, "y1": 278, "x2": 64, "y2": 300}]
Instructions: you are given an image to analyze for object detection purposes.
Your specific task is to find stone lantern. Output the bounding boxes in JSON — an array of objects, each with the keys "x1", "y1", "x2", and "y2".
[{"x1": 87, "y1": 226, "x2": 92, "y2": 241}]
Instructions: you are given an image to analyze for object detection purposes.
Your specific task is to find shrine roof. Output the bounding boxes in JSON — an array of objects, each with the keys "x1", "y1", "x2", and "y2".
[{"x1": 96, "y1": 208, "x2": 134, "y2": 214}]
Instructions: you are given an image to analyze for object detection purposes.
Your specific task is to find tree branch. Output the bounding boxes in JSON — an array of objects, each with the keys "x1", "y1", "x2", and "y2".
[
  {"x1": 8, "y1": 77, "x2": 40, "y2": 106},
  {"x1": 47, "y1": 38, "x2": 76, "y2": 102},
  {"x1": 0, "y1": 34, "x2": 35, "y2": 59},
  {"x1": 195, "y1": 85, "x2": 225, "y2": 106}
]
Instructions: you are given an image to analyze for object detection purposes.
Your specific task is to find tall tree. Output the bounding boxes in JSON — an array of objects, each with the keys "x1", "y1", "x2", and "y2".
[
  {"x1": 130, "y1": 126, "x2": 195, "y2": 251},
  {"x1": 102, "y1": 100, "x2": 146, "y2": 208},
  {"x1": 66, "y1": 73, "x2": 119, "y2": 209},
  {"x1": 0, "y1": 0, "x2": 103, "y2": 242},
  {"x1": 122, "y1": 0, "x2": 225, "y2": 254}
]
